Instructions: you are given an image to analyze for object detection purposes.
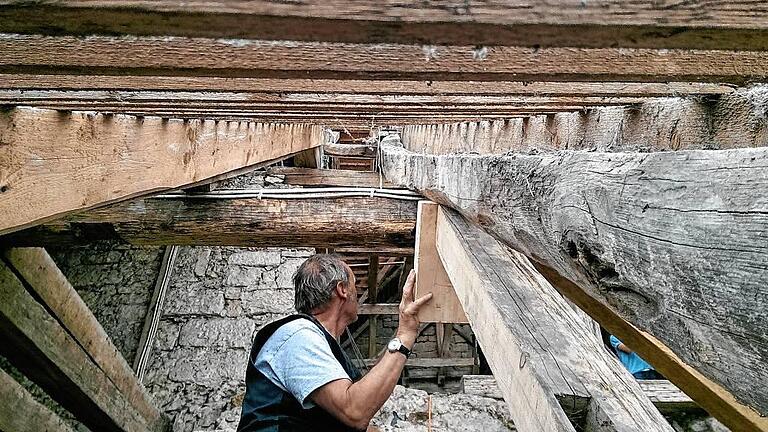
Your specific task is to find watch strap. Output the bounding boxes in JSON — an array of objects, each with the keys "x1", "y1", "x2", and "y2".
[{"x1": 397, "y1": 344, "x2": 412, "y2": 358}]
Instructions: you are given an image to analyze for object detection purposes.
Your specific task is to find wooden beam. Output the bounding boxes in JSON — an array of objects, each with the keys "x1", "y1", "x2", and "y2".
[
  {"x1": 364, "y1": 357, "x2": 475, "y2": 368},
  {"x1": 0, "y1": 74, "x2": 735, "y2": 97},
  {"x1": 434, "y1": 206, "x2": 672, "y2": 432},
  {"x1": 414, "y1": 201, "x2": 467, "y2": 324},
  {"x1": 324, "y1": 143, "x2": 377, "y2": 158},
  {"x1": 381, "y1": 141, "x2": 768, "y2": 431},
  {"x1": 0, "y1": 195, "x2": 418, "y2": 250},
  {"x1": 0, "y1": 258, "x2": 167, "y2": 432},
  {"x1": 133, "y1": 245, "x2": 179, "y2": 381},
  {"x1": 0, "y1": 368, "x2": 76, "y2": 432},
  {"x1": 400, "y1": 87, "x2": 768, "y2": 154},
  {"x1": 0, "y1": 107, "x2": 325, "y2": 235},
  {"x1": 0, "y1": 34, "x2": 765, "y2": 84},
  {"x1": 0, "y1": 2, "x2": 767, "y2": 50},
  {"x1": 357, "y1": 303, "x2": 400, "y2": 315},
  {"x1": 462, "y1": 376, "x2": 699, "y2": 415},
  {"x1": 268, "y1": 167, "x2": 396, "y2": 189},
  {"x1": 2, "y1": 247, "x2": 169, "y2": 430},
  {"x1": 367, "y1": 254, "x2": 380, "y2": 358}
]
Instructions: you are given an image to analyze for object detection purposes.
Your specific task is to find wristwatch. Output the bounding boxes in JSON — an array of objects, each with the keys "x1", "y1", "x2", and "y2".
[{"x1": 387, "y1": 338, "x2": 412, "y2": 358}]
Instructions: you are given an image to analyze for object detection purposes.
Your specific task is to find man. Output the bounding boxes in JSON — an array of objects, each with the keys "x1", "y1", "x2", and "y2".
[
  {"x1": 238, "y1": 254, "x2": 433, "y2": 431},
  {"x1": 610, "y1": 335, "x2": 663, "y2": 380}
]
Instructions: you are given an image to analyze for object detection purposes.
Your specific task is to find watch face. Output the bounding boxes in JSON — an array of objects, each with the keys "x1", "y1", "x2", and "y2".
[{"x1": 388, "y1": 339, "x2": 402, "y2": 352}]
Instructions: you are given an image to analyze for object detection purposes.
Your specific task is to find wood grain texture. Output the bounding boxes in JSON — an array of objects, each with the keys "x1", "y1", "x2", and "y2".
[
  {"x1": 0, "y1": 368, "x2": 76, "y2": 432},
  {"x1": 0, "y1": 74, "x2": 734, "y2": 97},
  {"x1": 324, "y1": 144, "x2": 377, "y2": 158},
  {"x1": 0, "y1": 1, "x2": 766, "y2": 50},
  {"x1": 435, "y1": 207, "x2": 672, "y2": 432},
  {"x1": 0, "y1": 107, "x2": 324, "y2": 235},
  {"x1": 2, "y1": 247, "x2": 168, "y2": 430},
  {"x1": 0, "y1": 196, "x2": 417, "y2": 249},
  {"x1": 381, "y1": 140, "x2": 768, "y2": 431},
  {"x1": 267, "y1": 167, "x2": 396, "y2": 189},
  {"x1": 0, "y1": 260, "x2": 165, "y2": 432},
  {"x1": 401, "y1": 85, "x2": 768, "y2": 154},
  {"x1": 0, "y1": 34, "x2": 765, "y2": 84},
  {"x1": 414, "y1": 201, "x2": 468, "y2": 324}
]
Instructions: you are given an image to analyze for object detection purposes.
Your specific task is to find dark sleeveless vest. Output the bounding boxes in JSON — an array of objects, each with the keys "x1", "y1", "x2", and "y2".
[{"x1": 237, "y1": 314, "x2": 363, "y2": 432}]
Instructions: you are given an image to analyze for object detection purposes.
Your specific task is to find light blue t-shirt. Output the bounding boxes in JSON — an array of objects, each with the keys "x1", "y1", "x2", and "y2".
[
  {"x1": 254, "y1": 318, "x2": 351, "y2": 409},
  {"x1": 610, "y1": 335, "x2": 653, "y2": 376}
]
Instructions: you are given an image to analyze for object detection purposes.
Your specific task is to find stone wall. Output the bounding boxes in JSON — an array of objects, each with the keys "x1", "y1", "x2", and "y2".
[{"x1": 143, "y1": 246, "x2": 314, "y2": 431}]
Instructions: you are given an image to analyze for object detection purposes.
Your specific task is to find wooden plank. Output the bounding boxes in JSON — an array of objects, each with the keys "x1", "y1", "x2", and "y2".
[
  {"x1": 269, "y1": 167, "x2": 396, "y2": 188},
  {"x1": 400, "y1": 87, "x2": 768, "y2": 154},
  {"x1": 357, "y1": 303, "x2": 400, "y2": 315},
  {"x1": 0, "y1": 34, "x2": 766, "y2": 84},
  {"x1": 0, "y1": 195, "x2": 418, "y2": 250},
  {"x1": 0, "y1": 107, "x2": 325, "y2": 235},
  {"x1": 2, "y1": 248, "x2": 168, "y2": 431},
  {"x1": 0, "y1": 74, "x2": 734, "y2": 97},
  {"x1": 364, "y1": 357, "x2": 475, "y2": 368},
  {"x1": 367, "y1": 254, "x2": 380, "y2": 358},
  {"x1": 0, "y1": 368, "x2": 76, "y2": 432},
  {"x1": 381, "y1": 141, "x2": 768, "y2": 431},
  {"x1": 462, "y1": 375, "x2": 699, "y2": 414},
  {"x1": 133, "y1": 246, "x2": 179, "y2": 382},
  {"x1": 0, "y1": 259, "x2": 164, "y2": 432},
  {"x1": 324, "y1": 143, "x2": 377, "y2": 158},
  {"x1": 434, "y1": 207, "x2": 672, "y2": 432},
  {"x1": 414, "y1": 201, "x2": 468, "y2": 324},
  {"x1": 0, "y1": 2, "x2": 767, "y2": 50}
]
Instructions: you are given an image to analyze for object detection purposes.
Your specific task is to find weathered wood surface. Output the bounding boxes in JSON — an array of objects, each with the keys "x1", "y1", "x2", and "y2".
[
  {"x1": 381, "y1": 140, "x2": 768, "y2": 431},
  {"x1": 0, "y1": 34, "x2": 766, "y2": 84},
  {"x1": 0, "y1": 74, "x2": 734, "y2": 97},
  {"x1": 2, "y1": 247, "x2": 168, "y2": 429},
  {"x1": 0, "y1": 196, "x2": 417, "y2": 249},
  {"x1": 435, "y1": 207, "x2": 672, "y2": 432},
  {"x1": 1, "y1": 1, "x2": 767, "y2": 50},
  {"x1": 267, "y1": 167, "x2": 396, "y2": 189},
  {"x1": 0, "y1": 368, "x2": 76, "y2": 432},
  {"x1": 324, "y1": 143, "x2": 377, "y2": 158},
  {"x1": 401, "y1": 86, "x2": 768, "y2": 154},
  {"x1": 462, "y1": 375, "x2": 698, "y2": 414},
  {"x1": 0, "y1": 107, "x2": 324, "y2": 235},
  {"x1": 357, "y1": 303, "x2": 400, "y2": 315},
  {"x1": 0, "y1": 259, "x2": 167, "y2": 432},
  {"x1": 414, "y1": 201, "x2": 468, "y2": 323}
]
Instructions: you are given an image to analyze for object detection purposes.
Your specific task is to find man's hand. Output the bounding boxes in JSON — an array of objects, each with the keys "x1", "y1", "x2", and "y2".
[{"x1": 396, "y1": 270, "x2": 433, "y2": 348}]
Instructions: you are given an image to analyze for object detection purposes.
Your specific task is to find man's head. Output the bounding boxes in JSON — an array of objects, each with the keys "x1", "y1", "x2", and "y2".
[{"x1": 293, "y1": 254, "x2": 358, "y2": 322}]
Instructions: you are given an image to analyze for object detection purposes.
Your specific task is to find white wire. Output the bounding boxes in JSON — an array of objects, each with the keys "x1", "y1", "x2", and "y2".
[{"x1": 154, "y1": 188, "x2": 423, "y2": 201}]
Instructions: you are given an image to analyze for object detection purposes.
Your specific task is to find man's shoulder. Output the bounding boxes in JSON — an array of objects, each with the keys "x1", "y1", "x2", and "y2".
[{"x1": 264, "y1": 317, "x2": 326, "y2": 351}]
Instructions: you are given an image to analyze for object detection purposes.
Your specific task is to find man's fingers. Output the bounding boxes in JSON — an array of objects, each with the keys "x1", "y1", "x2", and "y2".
[
  {"x1": 410, "y1": 292, "x2": 433, "y2": 310},
  {"x1": 402, "y1": 269, "x2": 416, "y2": 302}
]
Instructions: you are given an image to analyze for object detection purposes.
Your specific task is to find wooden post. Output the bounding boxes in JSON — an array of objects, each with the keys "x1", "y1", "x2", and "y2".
[{"x1": 367, "y1": 254, "x2": 379, "y2": 358}]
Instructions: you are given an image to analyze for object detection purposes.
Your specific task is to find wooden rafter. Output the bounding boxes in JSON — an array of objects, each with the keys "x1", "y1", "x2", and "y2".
[
  {"x1": 0, "y1": 251, "x2": 169, "y2": 432},
  {"x1": 1, "y1": 1, "x2": 767, "y2": 50},
  {"x1": 0, "y1": 368, "x2": 76, "y2": 432},
  {"x1": 0, "y1": 34, "x2": 766, "y2": 84},
  {"x1": 0, "y1": 107, "x2": 325, "y2": 235},
  {"x1": 434, "y1": 206, "x2": 672, "y2": 432},
  {"x1": 381, "y1": 139, "x2": 768, "y2": 431}
]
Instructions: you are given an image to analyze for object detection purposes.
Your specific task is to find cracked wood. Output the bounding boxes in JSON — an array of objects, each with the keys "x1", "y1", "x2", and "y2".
[{"x1": 381, "y1": 139, "x2": 768, "y2": 431}]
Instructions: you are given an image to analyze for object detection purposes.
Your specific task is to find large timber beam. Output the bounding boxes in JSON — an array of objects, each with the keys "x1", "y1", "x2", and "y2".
[
  {"x1": 0, "y1": 1, "x2": 766, "y2": 50},
  {"x1": 0, "y1": 107, "x2": 325, "y2": 235},
  {"x1": 400, "y1": 85, "x2": 768, "y2": 154},
  {"x1": 0, "y1": 34, "x2": 765, "y2": 84},
  {"x1": 380, "y1": 140, "x2": 768, "y2": 431},
  {"x1": 0, "y1": 195, "x2": 418, "y2": 250},
  {"x1": 0, "y1": 368, "x2": 76, "y2": 432},
  {"x1": 434, "y1": 206, "x2": 672, "y2": 432},
  {"x1": 0, "y1": 74, "x2": 734, "y2": 97},
  {"x1": 0, "y1": 256, "x2": 168, "y2": 432}
]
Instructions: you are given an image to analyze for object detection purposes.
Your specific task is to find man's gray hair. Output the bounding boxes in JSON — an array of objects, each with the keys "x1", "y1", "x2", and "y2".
[{"x1": 293, "y1": 254, "x2": 351, "y2": 314}]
